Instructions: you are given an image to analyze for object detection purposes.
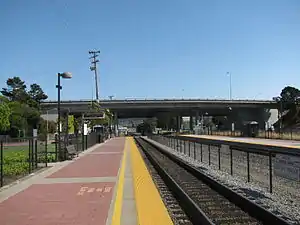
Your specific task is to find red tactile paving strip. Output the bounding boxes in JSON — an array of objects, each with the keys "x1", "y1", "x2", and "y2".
[
  {"x1": 93, "y1": 137, "x2": 125, "y2": 153},
  {"x1": 0, "y1": 182, "x2": 115, "y2": 225},
  {"x1": 47, "y1": 154, "x2": 122, "y2": 178}
]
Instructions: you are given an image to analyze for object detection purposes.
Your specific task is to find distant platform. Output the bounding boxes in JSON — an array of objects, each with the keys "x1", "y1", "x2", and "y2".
[{"x1": 181, "y1": 134, "x2": 300, "y2": 149}]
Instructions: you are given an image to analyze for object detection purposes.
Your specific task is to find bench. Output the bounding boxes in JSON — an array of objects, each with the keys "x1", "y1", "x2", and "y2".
[{"x1": 65, "y1": 145, "x2": 78, "y2": 159}]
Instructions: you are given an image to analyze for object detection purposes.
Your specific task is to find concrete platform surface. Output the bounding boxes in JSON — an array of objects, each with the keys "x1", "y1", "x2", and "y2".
[
  {"x1": 0, "y1": 137, "x2": 174, "y2": 225},
  {"x1": 183, "y1": 134, "x2": 300, "y2": 148}
]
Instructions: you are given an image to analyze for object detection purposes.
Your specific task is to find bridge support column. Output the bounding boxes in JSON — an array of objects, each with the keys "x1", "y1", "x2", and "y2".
[
  {"x1": 195, "y1": 111, "x2": 200, "y2": 126},
  {"x1": 189, "y1": 116, "x2": 193, "y2": 132},
  {"x1": 176, "y1": 115, "x2": 182, "y2": 133}
]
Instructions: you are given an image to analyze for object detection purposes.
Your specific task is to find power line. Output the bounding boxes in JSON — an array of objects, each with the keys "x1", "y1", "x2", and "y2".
[{"x1": 89, "y1": 50, "x2": 100, "y2": 101}]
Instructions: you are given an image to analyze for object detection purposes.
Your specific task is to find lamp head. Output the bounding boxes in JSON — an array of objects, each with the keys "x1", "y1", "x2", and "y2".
[{"x1": 60, "y1": 72, "x2": 72, "y2": 79}]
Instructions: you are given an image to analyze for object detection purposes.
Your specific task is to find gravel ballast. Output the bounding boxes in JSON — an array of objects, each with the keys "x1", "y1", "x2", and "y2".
[{"x1": 148, "y1": 136, "x2": 300, "y2": 225}]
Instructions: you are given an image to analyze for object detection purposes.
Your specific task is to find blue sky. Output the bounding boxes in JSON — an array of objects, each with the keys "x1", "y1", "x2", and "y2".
[{"x1": 0, "y1": 0, "x2": 299, "y2": 101}]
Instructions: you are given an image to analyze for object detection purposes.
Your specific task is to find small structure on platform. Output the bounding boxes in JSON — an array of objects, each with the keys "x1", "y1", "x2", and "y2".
[{"x1": 241, "y1": 121, "x2": 259, "y2": 137}]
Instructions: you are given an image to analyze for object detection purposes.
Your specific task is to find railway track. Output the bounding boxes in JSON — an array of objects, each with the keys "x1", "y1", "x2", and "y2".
[{"x1": 134, "y1": 137, "x2": 290, "y2": 225}]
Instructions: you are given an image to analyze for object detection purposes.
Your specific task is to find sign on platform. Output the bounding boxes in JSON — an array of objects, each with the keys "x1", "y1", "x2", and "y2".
[
  {"x1": 274, "y1": 154, "x2": 300, "y2": 181},
  {"x1": 84, "y1": 124, "x2": 88, "y2": 135},
  {"x1": 33, "y1": 129, "x2": 38, "y2": 138}
]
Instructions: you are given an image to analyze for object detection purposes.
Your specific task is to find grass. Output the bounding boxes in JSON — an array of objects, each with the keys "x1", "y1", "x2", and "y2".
[
  {"x1": 1, "y1": 140, "x2": 84, "y2": 186},
  {"x1": 1, "y1": 144, "x2": 57, "y2": 179}
]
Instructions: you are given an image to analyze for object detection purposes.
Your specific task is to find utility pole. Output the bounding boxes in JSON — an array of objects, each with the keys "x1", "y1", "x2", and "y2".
[
  {"x1": 226, "y1": 72, "x2": 232, "y2": 100},
  {"x1": 89, "y1": 50, "x2": 100, "y2": 101}
]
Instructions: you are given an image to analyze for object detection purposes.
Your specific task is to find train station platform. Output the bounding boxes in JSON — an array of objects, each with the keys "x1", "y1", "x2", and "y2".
[
  {"x1": 182, "y1": 134, "x2": 300, "y2": 148},
  {"x1": 0, "y1": 137, "x2": 173, "y2": 225}
]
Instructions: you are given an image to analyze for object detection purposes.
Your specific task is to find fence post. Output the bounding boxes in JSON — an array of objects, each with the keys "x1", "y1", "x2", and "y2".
[
  {"x1": 0, "y1": 141, "x2": 3, "y2": 187},
  {"x1": 194, "y1": 142, "x2": 196, "y2": 160},
  {"x1": 247, "y1": 151, "x2": 250, "y2": 182},
  {"x1": 177, "y1": 137, "x2": 179, "y2": 152},
  {"x1": 180, "y1": 139, "x2": 182, "y2": 153},
  {"x1": 218, "y1": 146, "x2": 221, "y2": 170},
  {"x1": 45, "y1": 135, "x2": 48, "y2": 167},
  {"x1": 28, "y1": 139, "x2": 32, "y2": 174},
  {"x1": 35, "y1": 139, "x2": 38, "y2": 169},
  {"x1": 172, "y1": 137, "x2": 174, "y2": 149},
  {"x1": 55, "y1": 134, "x2": 58, "y2": 161},
  {"x1": 188, "y1": 141, "x2": 191, "y2": 157},
  {"x1": 82, "y1": 132, "x2": 85, "y2": 151},
  {"x1": 200, "y1": 143, "x2": 203, "y2": 162},
  {"x1": 269, "y1": 152, "x2": 273, "y2": 193},
  {"x1": 85, "y1": 135, "x2": 88, "y2": 150},
  {"x1": 208, "y1": 145, "x2": 211, "y2": 166},
  {"x1": 230, "y1": 147, "x2": 233, "y2": 175}
]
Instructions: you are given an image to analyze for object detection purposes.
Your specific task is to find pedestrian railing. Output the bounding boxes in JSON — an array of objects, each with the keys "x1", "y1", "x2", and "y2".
[{"x1": 0, "y1": 132, "x2": 105, "y2": 187}]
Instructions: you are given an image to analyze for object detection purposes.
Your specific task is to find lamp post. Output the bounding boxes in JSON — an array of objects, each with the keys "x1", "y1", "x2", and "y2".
[
  {"x1": 56, "y1": 72, "x2": 72, "y2": 161},
  {"x1": 226, "y1": 72, "x2": 232, "y2": 100}
]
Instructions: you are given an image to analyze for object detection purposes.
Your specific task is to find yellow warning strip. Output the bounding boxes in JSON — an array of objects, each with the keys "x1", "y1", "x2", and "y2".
[
  {"x1": 129, "y1": 137, "x2": 174, "y2": 225},
  {"x1": 181, "y1": 134, "x2": 300, "y2": 149},
  {"x1": 111, "y1": 138, "x2": 128, "y2": 225}
]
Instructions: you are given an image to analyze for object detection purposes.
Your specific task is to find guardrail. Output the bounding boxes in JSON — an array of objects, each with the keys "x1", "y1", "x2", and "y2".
[{"x1": 148, "y1": 134, "x2": 300, "y2": 203}]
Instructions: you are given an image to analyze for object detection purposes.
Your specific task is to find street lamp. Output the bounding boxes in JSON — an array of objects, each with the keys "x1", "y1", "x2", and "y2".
[
  {"x1": 226, "y1": 72, "x2": 232, "y2": 100},
  {"x1": 56, "y1": 72, "x2": 72, "y2": 161}
]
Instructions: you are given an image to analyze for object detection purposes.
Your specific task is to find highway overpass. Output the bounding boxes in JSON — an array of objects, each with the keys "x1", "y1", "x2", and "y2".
[
  {"x1": 41, "y1": 99, "x2": 277, "y2": 114},
  {"x1": 41, "y1": 99, "x2": 279, "y2": 130}
]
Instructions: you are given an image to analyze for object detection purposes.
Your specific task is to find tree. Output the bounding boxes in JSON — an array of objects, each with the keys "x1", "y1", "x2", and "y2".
[
  {"x1": 280, "y1": 86, "x2": 300, "y2": 110},
  {"x1": 0, "y1": 96, "x2": 11, "y2": 133},
  {"x1": 8, "y1": 101, "x2": 28, "y2": 137},
  {"x1": 27, "y1": 83, "x2": 48, "y2": 108},
  {"x1": 136, "y1": 119, "x2": 156, "y2": 135},
  {"x1": 1, "y1": 77, "x2": 29, "y2": 103},
  {"x1": 38, "y1": 118, "x2": 57, "y2": 140},
  {"x1": 7, "y1": 101, "x2": 41, "y2": 137},
  {"x1": 23, "y1": 105, "x2": 41, "y2": 130}
]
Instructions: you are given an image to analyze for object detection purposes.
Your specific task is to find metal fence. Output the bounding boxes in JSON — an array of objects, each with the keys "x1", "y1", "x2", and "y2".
[
  {"x1": 0, "y1": 137, "x2": 48, "y2": 187},
  {"x1": 0, "y1": 132, "x2": 105, "y2": 187},
  {"x1": 149, "y1": 134, "x2": 300, "y2": 204},
  {"x1": 210, "y1": 129, "x2": 300, "y2": 141}
]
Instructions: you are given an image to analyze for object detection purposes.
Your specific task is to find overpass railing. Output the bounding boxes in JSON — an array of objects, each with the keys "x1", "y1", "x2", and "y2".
[
  {"x1": 41, "y1": 98, "x2": 276, "y2": 103},
  {"x1": 148, "y1": 134, "x2": 300, "y2": 204}
]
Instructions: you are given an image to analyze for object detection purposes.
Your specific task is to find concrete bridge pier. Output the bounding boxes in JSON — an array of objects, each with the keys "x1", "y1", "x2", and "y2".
[
  {"x1": 189, "y1": 116, "x2": 193, "y2": 131},
  {"x1": 176, "y1": 115, "x2": 182, "y2": 132}
]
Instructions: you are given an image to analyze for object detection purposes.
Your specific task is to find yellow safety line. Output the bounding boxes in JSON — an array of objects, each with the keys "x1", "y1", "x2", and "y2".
[
  {"x1": 129, "y1": 137, "x2": 174, "y2": 225},
  {"x1": 111, "y1": 138, "x2": 128, "y2": 225},
  {"x1": 182, "y1": 134, "x2": 300, "y2": 149}
]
